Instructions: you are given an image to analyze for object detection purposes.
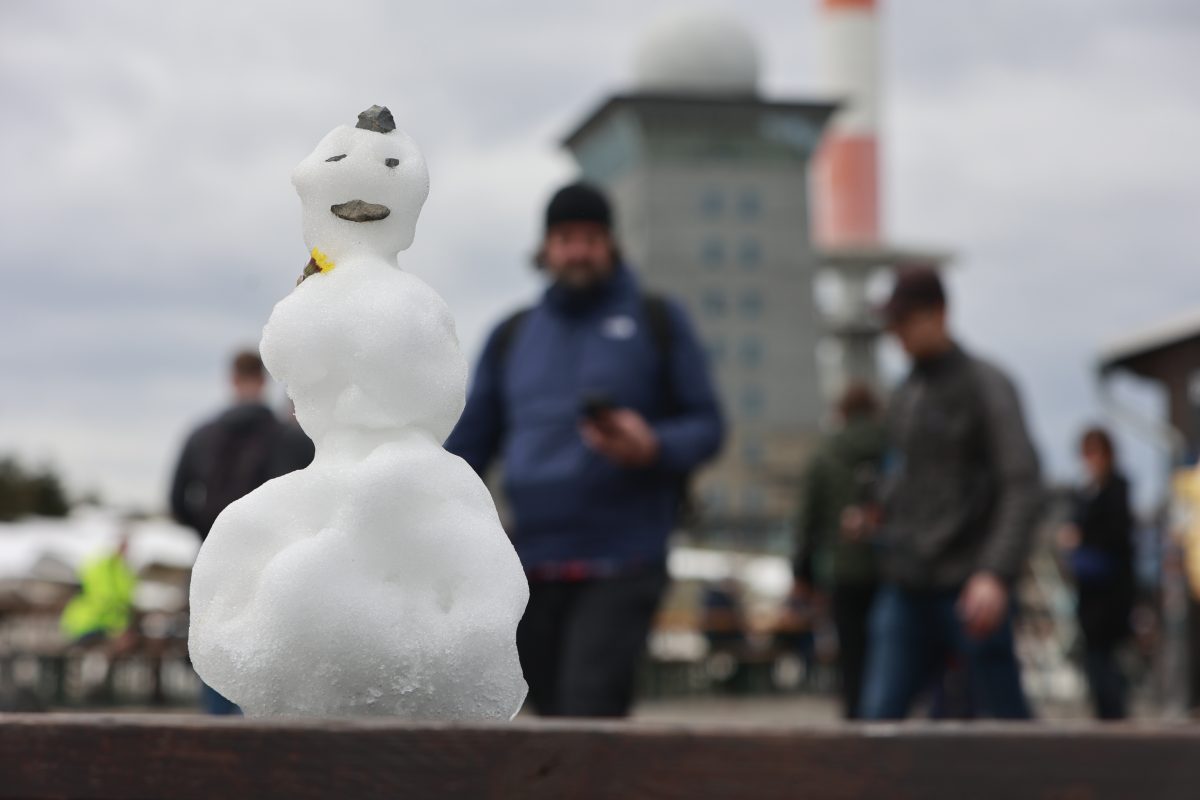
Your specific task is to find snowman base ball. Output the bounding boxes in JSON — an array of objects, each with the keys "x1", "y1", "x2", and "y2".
[{"x1": 187, "y1": 106, "x2": 529, "y2": 720}]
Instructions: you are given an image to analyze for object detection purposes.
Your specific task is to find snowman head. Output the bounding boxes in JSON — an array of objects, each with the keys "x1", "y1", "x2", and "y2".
[{"x1": 291, "y1": 106, "x2": 430, "y2": 264}]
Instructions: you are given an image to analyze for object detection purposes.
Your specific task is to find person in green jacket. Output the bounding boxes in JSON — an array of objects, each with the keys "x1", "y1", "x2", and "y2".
[
  {"x1": 793, "y1": 383, "x2": 887, "y2": 719},
  {"x1": 61, "y1": 536, "x2": 137, "y2": 644}
]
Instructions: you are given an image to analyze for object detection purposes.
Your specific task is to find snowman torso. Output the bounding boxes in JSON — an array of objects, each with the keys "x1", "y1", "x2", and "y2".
[{"x1": 261, "y1": 257, "x2": 467, "y2": 445}]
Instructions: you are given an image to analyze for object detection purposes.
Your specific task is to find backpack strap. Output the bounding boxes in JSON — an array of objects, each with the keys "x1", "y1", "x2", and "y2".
[
  {"x1": 641, "y1": 294, "x2": 677, "y2": 413},
  {"x1": 493, "y1": 307, "x2": 532, "y2": 368},
  {"x1": 641, "y1": 293, "x2": 697, "y2": 521}
]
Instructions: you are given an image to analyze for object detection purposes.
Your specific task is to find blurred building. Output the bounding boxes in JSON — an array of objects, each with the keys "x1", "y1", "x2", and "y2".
[
  {"x1": 810, "y1": 0, "x2": 949, "y2": 394},
  {"x1": 562, "y1": 14, "x2": 830, "y2": 547},
  {"x1": 559, "y1": 10, "x2": 945, "y2": 550},
  {"x1": 1101, "y1": 312, "x2": 1200, "y2": 457},
  {"x1": 1100, "y1": 311, "x2": 1200, "y2": 712}
]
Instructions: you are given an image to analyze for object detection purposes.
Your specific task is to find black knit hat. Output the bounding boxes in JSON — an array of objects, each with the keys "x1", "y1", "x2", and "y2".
[
  {"x1": 545, "y1": 182, "x2": 612, "y2": 233},
  {"x1": 881, "y1": 266, "x2": 946, "y2": 324}
]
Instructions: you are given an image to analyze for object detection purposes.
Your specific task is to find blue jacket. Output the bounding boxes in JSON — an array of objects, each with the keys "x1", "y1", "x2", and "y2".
[{"x1": 445, "y1": 264, "x2": 724, "y2": 572}]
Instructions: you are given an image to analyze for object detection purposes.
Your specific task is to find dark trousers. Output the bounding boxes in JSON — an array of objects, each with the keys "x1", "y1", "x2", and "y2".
[
  {"x1": 1083, "y1": 643, "x2": 1128, "y2": 720},
  {"x1": 860, "y1": 584, "x2": 1031, "y2": 720},
  {"x1": 518, "y1": 568, "x2": 667, "y2": 717},
  {"x1": 832, "y1": 583, "x2": 877, "y2": 719},
  {"x1": 199, "y1": 681, "x2": 240, "y2": 716}
]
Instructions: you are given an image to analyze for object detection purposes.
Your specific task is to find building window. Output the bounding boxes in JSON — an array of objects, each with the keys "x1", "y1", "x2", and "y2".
[
  {"x1": 740, "y1": 290, "x2": 764, "y2": 318},
  {"x1": 744, "y1": 486, "x2": 766, "y2": 513},
  {"x1": 738, "y1": 239, "x2": 762, "y2": 269},
  {"x1": 741, "y1": 386, "x2": 765, "y2": 417},
  {"x1": 739, "y1": 338, "x2": 763, "y2": 367},
  {"x1": 700, "y1": 188, "x2": 724, "y2": 218},
  {"x1": 700, "y1": 237, "x2": 725, "y2": 269},
  {"x1": 705, "y1": 338, "x2": 726, "y2": 365},
  {"x1": 743, "y1": 441, "x2": 763, "y2": 466},
  {"x1": 737, "y1": 190, "x2": 762, "y2": 220},
  {"x1": 701, "y1": 289, "x2": 726, "y2": 317},
  {"x1": 703, "y1": 486, "x2": 725, "y2": 514}
]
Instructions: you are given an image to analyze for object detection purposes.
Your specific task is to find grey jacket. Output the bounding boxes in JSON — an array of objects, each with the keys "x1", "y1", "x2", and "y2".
[{"x1": 880, "y1": 344, "x2": 1042, "y2": 589}]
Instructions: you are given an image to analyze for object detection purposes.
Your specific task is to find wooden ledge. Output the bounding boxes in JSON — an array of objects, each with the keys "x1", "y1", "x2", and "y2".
[{"x1": 1, "y1": 714, "x2": 1198, "y2": 799}]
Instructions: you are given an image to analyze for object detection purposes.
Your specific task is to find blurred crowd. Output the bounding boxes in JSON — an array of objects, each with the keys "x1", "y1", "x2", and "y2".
[
  {"x1": 0, "y1": 182, "x2": 1177, "y2": 723},
  {"x1": 442, "y1": 182, "x2": 1156, "y2": 722}
]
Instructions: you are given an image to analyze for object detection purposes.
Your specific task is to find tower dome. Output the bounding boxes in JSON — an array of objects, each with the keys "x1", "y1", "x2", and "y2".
[{"x1": 633, "y1": 11, "x2": 761, "y2": 95}]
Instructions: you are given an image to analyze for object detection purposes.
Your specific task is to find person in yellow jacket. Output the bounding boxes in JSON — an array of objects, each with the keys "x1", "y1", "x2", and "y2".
[{"x1": 61, "y1": 536, "x2": 137, "y2": 644}]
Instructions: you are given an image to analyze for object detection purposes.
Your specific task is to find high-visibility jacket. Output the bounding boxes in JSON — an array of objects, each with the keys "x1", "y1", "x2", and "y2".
[{"x1": 60, "y1": 553, "x2": 137, "y2": 639}]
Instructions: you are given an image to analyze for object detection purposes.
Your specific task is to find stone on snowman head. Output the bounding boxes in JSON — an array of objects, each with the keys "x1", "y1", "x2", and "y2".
[{"x1": 291, "y1": 105, "x2": 430, "y2": 265}]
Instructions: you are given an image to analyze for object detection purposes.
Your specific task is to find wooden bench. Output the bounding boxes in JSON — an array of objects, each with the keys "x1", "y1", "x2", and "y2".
[{"x1": 1, "y1": 715, "x2": 1197, "y2": 799}]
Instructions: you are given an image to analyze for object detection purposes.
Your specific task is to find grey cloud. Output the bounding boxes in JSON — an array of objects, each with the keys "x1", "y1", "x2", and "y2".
[{"x1": 1, "y1": 0, "x2": 1195, "y2": 510}]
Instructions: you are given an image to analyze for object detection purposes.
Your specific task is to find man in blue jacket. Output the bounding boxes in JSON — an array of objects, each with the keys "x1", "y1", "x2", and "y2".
[{"x1": 445, "y1": 182, "x2": 724, "y2": 717}]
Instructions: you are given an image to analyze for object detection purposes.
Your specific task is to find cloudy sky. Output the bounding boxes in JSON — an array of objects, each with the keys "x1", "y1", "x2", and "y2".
[{"x1": 2, "y1": 0, "x2": 1197, "y2": 512}]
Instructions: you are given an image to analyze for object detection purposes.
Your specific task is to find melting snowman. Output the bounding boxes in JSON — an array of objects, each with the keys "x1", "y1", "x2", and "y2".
[{"x1": 188, "y1": 106, "x2": 529, "y2": 719}]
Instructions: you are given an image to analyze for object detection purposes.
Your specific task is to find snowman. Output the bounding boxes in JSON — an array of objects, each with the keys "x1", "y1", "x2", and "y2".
[{"x1": 188, "y1": 106, "x2": 529, "y2": 719}]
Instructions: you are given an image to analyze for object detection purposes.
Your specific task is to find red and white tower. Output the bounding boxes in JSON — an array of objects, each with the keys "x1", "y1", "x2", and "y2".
[
  {"x1": 814, "y1": 0, "x2": 881, "y2": 245},
  {"x1": 812, "y1": 0, "x2": 947, "y2": 395}
]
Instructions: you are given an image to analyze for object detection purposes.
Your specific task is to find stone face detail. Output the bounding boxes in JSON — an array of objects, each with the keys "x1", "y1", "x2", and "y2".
[
  {"x1": 325, "y1": 154, "x2": 347, "y2": 162},
  {"x1": 355, "y1": 105, "x2": 396, "y2": 134},
  {"x1": 330, "y1": 200, "x2": 392, "y2": 222}
]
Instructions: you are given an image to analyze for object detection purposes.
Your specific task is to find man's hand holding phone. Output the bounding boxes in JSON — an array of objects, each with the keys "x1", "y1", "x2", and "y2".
[{"x1": 579, "y1": 394, "x2": 660, "y2": 468}]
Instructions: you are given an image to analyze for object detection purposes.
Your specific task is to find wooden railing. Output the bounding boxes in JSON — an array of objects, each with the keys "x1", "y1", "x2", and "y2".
[{"x1": 1, "y1": 715, "x2": 1198, "y2": 799}]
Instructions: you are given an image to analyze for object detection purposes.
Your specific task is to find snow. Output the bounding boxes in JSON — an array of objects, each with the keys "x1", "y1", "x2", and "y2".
[
  {"x1": 187, "y1": 108, "x2": 528, "y2": 720},
  {"x1": 0, "y1": 510, "x2": 198, "y2": 613},
  {"x1": 668, "y1": 547, "x2": 793, "y2": 600},
  {"x1": 0, "y1": 509, "x2": 198, "y2": 583}
]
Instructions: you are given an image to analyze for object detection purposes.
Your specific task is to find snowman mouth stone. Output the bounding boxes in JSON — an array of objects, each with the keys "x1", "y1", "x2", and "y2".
[{"x1": 330, "y1": 199, "x2": 391, "y2": 222}]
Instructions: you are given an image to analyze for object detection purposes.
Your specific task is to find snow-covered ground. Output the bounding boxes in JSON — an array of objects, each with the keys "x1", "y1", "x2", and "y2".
[
  {"x1": 0, "y1": 508, "x2": 199, "y2": 582},
  {"x1": 0, "y1": 509, "x2": 200, "y2": 613}
]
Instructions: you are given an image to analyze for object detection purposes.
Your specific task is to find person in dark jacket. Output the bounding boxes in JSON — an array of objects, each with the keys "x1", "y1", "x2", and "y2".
[
  {"x1": 444, "y1": 182, "x2": 724, "y2": 717},
  {"x1": 859, "y1": 267, "x2": 1043, "y2": 720},
  {"x1": 169, "y1": 350, "x2": 314, "y2": 713},
  {"x1": 1058, "y1": 427, "x2": 1136, "y2": 719},
  {"x1": 793, "y1": 382, "x2": 887, "y2": 719},
  {"x1": 171, "y1": 354, "x2": 315, "y2": 541}
]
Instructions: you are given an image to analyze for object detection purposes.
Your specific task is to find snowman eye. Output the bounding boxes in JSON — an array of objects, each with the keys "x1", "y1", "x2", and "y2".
[
  {"x1": 325, "y1": 154, "x2": 347, "y2": 162},
  {"x1": 384, "y1": 158, "x2": 399, "y2": 168}
]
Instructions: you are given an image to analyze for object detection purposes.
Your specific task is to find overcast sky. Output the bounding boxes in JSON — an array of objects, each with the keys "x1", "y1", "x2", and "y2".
[{"x1": 2, "y1": 0, "x2": 1197, "y2": 512}]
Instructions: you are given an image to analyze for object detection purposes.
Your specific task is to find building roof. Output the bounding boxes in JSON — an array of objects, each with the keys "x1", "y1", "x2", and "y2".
[
  {"x1": 1099, "y1": 307, "x2": 1200, "y2": 373},
  {"x1": 561, "y1": 93, "x2": 839, "y2": 149},
  {"x1": 633, "y1": 11, "x2": 761, "y2": 95},
  {"x1": 817, "y1": 243, "x2": 954, "y2": 271},
  {"x1": 824, "y1": 317, "x2": 883, "y2": 337}
]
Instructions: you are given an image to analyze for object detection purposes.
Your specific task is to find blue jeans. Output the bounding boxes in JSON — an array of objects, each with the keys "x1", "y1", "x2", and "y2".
[
  {"x1": 199, "y1": 681, "x2": 241, "y2": 716},
  {"x1": 860, "y1": 584, "x2": 1031, "y2": 720}
]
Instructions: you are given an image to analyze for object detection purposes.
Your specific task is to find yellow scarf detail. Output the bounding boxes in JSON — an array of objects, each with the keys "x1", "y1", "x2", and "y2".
[{"x1": 311, "y1": 247, "x2": 336, "y2": 273}]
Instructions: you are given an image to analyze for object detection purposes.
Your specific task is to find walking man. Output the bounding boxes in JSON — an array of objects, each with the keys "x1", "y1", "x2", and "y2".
[
  {"x1": 445, "y1": 182, "x2": 724, "y2": 717},
  {"x1": 860, "y1": 267, "x2": 1043, "y2": 720}
]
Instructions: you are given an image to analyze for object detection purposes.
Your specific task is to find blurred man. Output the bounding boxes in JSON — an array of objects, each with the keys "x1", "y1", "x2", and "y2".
[
  {"x1": 793, "y1": 382, "x2": 887, "y2": 718},
  {"x1": 59, "y1": 528, "x2": 141, "y2": 706},
  {"x1": 445, "y1": 182, "x2": 724, "y2": 717},
  {"x1": 61, "y1": 532, "x2": 138, "y2": 648},
  {"x1": 170, "y1": 350, "x2": 314, "y2": 714},
  {"x1": 859, "y1": 267, "x2": 1042, "y2": 720}
]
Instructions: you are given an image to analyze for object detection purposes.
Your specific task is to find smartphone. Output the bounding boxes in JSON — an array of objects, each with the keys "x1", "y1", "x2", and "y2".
[{"x1": 580, "y1": 393, "x2": 617, "y2": 421}]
